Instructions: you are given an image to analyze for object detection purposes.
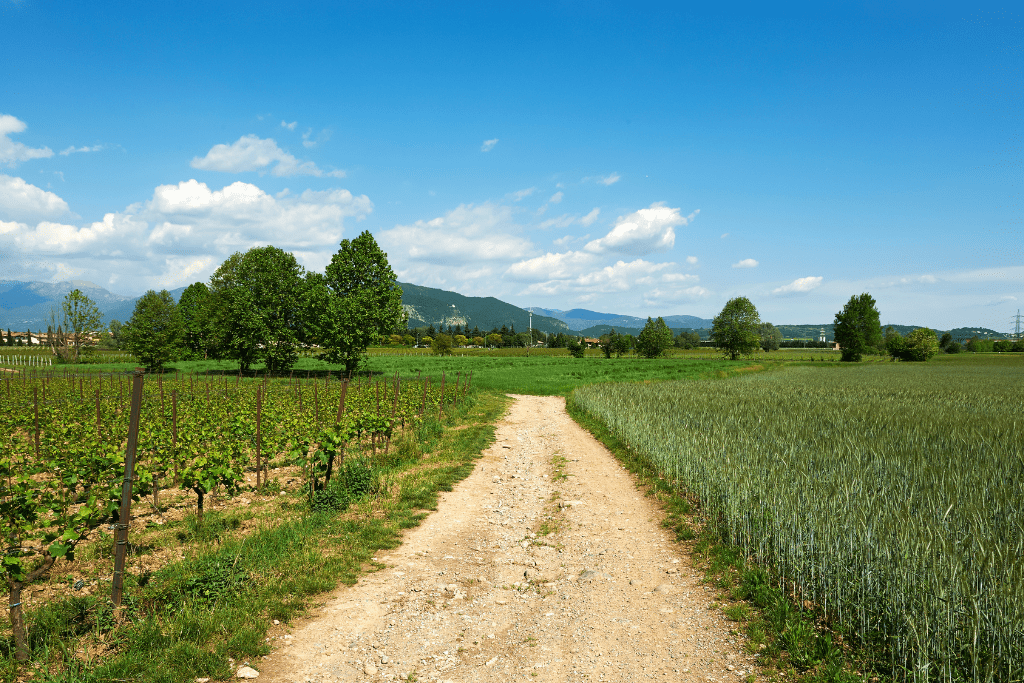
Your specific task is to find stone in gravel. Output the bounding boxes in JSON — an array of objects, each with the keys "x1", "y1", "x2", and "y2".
[
  {"x1": 364, "y1": 662, "x2": 378, "y2": 675},
  {"x1": 485, "y1": 656, "x2": 499, "y2": 667},
  {"x1": 381, "y1": 656, "x2": 390, "y2": 664},
  {"x1": 235, "y1": 666, "x2": 260, "y2": 679},
  {"x1": 653, "y1": 584, "x2": 675, "y2": 594}
]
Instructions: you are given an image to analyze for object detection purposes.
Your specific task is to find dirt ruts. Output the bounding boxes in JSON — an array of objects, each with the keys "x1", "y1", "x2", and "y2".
[{"x1": 257, "y1": 395, "x2": 756, "y2": 683}]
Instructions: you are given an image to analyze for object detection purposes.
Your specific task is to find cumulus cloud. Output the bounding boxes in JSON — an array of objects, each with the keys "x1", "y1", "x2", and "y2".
[
  {"x1": 379, "y1": 202, "x2": 534, "y2": 269},
  {"x1": 0, "y1": 174, "x2": 72, "y2": 221},
  {"x1": 548, "y1": 191, "x2": 563, "y2": 204},
  {"x1": 661, "y1": 273, "x2": 699, "y2": 283},
  {"x1": 772, "y1": 276, "x2": 823, "y2": 294},
  {"x1": 0, "y1": 115, "x2": 53, "y2": 166},
  {"x1": 481, "y1": 138, "x2": 499, "y2": 152},
  {"x1": 0, "y1": 178, "x2": 372, "y2": 290},
  {"x1": 505, "y1": 251, "x2": 597, "y2": 282},
  {"x1": 59, "y1": 145, "x2": 103, "y2": 156},
  {"x1": 579, "y1": 208, "x2": 600, "y2": 227},
  {"x1": 584, "y1": 203, "x2": 698, "y2": 255},
  {"x1": 281, "y1": 121, "x2": 297, "y2": 131},
  {"x1": 732, "y1": 258, "x2": 758, "y2": 269},
  {"x1": 598, "y1": 173, "x2": 620, "y2": 186},
  {"x1": 191, "y1": 135, "x2": 344, "y2": 177},
  {"x1": 686, "y1": 255, "x2": 698, "y2": 264}
]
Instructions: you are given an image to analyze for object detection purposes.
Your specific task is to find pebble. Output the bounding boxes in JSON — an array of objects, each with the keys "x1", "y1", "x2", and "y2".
[
  {"x1": 364, "y1": 663, "x2": 378, "y2": 675},
  {"x1": 235, "y1": 666, "x2": 260, "y2": 679}
]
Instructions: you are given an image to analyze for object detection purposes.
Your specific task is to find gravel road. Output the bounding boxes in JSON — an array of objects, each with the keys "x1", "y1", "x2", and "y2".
[{"x1": 257, "y1": 395, "x2": 756, "y2": 683}]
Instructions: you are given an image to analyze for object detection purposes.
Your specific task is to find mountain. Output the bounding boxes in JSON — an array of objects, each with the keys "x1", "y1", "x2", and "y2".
[
  {"x1": 531, "y1": 307, "x2": 714, "y2": 332},
  {"x1": 399, "y1": 282, "x2": 569, "y2": 334},
  {"x1": 0, "y1": 280, "x2": 186, "y2": 330}
]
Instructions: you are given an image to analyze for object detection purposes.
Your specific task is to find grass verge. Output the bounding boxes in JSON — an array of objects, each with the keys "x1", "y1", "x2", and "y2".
[
  {"x1": 565, "y1": 396, "x2": 881, "y2": 683},
  {"x1": 1, "y1": 391, "x2": 507, "y2": 683}
]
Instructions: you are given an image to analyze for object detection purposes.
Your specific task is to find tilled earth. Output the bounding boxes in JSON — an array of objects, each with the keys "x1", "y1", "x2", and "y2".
[{"x1": 258, "y1": 395, "x2": 756, "y2": 683}]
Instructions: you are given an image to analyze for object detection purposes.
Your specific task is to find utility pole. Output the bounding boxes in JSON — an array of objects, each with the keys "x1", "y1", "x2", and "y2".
[
  {"x1": 1013, "y1": 309, "x2": 1022, "y2": 340},
  {"x1": 528, "y1": 308, "x2": 533, "y2": 357}
]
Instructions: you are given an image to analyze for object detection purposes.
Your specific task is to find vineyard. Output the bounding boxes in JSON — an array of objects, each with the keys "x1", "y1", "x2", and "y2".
[
  {"x1": 1, "y1": 366, "x2": 469, "y2": 667},
  {"x1": 570, "y1": 360, "x2": 1024, "y2": 682}
]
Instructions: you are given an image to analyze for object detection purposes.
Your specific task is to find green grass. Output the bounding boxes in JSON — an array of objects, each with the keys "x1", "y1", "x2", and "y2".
[
  {"x1": 568, "y1": 354, "x2": 1024, "y2": 682},
  {"x1": 0, "y1": 391, "x2": 506, "y2": 683}
]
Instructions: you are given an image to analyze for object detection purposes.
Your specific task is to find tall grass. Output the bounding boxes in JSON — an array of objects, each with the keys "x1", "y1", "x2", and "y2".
[{"x1": 570, "y1": 361, "x2": 1024, "y2": 682}]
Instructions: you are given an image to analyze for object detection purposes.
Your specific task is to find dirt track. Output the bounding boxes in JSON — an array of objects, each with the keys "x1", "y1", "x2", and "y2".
[{"x1": 256, "y1": 395, "x2": 755, "y2": 683}]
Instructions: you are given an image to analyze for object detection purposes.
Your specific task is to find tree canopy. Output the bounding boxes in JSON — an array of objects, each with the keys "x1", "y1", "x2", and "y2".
[
  {"x1": 123, "y1": 290, "x2": 183, "y2": 371},
  {"x1": 307, "y1": 230, "x2": 404, "y2": 375},
  {"x1": 51, "y1": 289, "x2": 103, "y2": 362},
  {"x1": 636, "y1": 317, "x2": 674, "y2": 358},
  {"x1": 759, "y1": 322, "x2": 782, "y2": 351},
  {"x1": 711, "y1": 297, "x2": 762, "y2": 360},
  {"x1": 833, "y1": 293, "x2": 882, "y2": 362},
  {"x1": 208, "y1": 246, "x2": 306, "y2": 373},
  {"x1": 178, "y1": 282, "x2": 213, "y2": 360}
]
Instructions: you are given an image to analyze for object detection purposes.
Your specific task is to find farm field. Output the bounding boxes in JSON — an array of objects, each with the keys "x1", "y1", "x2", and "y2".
[
  {"x1": 569, "y1": 355, "x2": 1024, "y2": 682},
  {"x1": 0, "y1": 366, "x2": 481, "y2": 681}
]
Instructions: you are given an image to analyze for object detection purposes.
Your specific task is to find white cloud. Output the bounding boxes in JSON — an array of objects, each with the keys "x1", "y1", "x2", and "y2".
[
  {"x1": 0, "y1": 178, "x2": 373, "y2": 290},
  {"x1": 720, "y1": 233, "x2": 729, "y2": 239},
  {"x1": 379, "y1": 202, "x2": 534, "y2": 268},
  {"x1": 59, "y1": 145, "x2": 103, "y2": 156},
  {"x1": 661, "y1": 273, "x2": 699, "y2": 283},
  {"x1": 538, "y1": 214, "x2": 575, "y2": 229},
  {"x1": 772, "y1": 276, "x2": 823, "y2": 294},
  {"x1": 191, "y1": 134, "x2": 344, "y2": 177},
  {"x1": 281, "y1": 121, "x2": 297, "y2": 131},
  {"x1": 548, "y1": 191, "x2": 563, "y2": 204},
  {"x1": 505, "y1": 251, "x2": 597, "y2": 282},
  {"x1": 988, "y1": 295, "x2": 1017, "y2": 306},
  {"x1": 584, "y1": 203, "x2": 697, "y2": 255},
  {"x1": 732, "y1": 258, "x2": 759, "y2": 269},
  {"x1": 0, "y1": 115, "x2": 53, "y2": 166},
  {"x1": 579, "y1": 208, "x2": 600, "y2": 227},
  {"x1": 481, "y1": 138, "x2": 499, "y2": 152},
  {"x1": 0, "y1": 174, "x2": 72, "y2": 221},
  {"x1": 686, "y1": 255, "x2": 698, "y2": 264},
  {"x1": 511, "y1": 187, "x2": 536, "y2": 201},
  {"x1": 598, "y1": 173, "x2": 620, "y2": 186}
]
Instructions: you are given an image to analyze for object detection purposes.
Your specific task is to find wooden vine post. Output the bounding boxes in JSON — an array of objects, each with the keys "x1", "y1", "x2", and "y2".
[
  {"x1": 112, "y1": 368, "x2": 144, "y2": 608},
  {"x1": 255, "y1": 387, "x2": 263, "y2": 491}
]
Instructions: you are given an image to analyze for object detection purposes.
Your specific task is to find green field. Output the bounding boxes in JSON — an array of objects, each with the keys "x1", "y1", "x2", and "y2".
[{"x1": 569, "y1": 354, "x2": 1024, "y2": 682}]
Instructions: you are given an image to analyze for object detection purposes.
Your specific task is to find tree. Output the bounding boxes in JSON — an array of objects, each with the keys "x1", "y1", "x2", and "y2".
[
  {"x1": 108, "y1": 319, "x2": 124, "y2": 349},
  {"x1": 178, "y1": 282, "x2": 213, "y2": 359},
  {"x1": 636, "y1": 317, "x2": 674, "y2": 358},
  {"x1": 902, "y1": 328, "x2": 939, "y2": 361},
  {"x1": 486, "y1": 333, "x2": 503, "y2": 348},
  {"x1": 566, "y1": 337, "x2": 585, "y2": 358},
  {"x1": 209, "y1": 247, "x2": 306, "y2": 373},
  {"x1": 431, "y1": 333, "x2": 454, "y2": 356},
  {"x1": 711, "y1": 297, "x2": 761, "y2": 360},
  {"x1": 472, "y1": 335, "x2": 485, "y2": 346},
  {"x1": 833, "y1": 293, "x2": 882, "y2": 362},
  {"x1": 306, "y1": 231, "x2": 404, "y2": 376},
  {"x1": 674, "y1": 330, "x2": 701, "y2": 349},
  {"x1": 51, "y1": 289, "x2": 103, "y2": 362},
  {"x1": 759, "y1": 322, "x2": 782, "y2": 351},
  {"x1": 939, "y1": 332, "x2": 953, "y2": 350},
  {"x1": 122, "y1": 290, "x2": 183, "y2": 371}
]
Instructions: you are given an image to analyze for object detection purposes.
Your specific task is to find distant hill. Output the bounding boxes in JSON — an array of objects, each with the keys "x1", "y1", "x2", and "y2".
[
  {"x1": 531, "y1": 307, "x2": 713, "y2": 332},
  {"x1": 0, "y1": 280, "x2": 187, "y2": 330},
  {"x1": 399, "y1": 282, "x2": 569, "y2": 334}
]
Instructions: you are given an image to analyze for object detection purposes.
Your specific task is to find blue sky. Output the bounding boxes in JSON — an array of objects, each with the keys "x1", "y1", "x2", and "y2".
[{"x1": 0, "y1": 1, "x2": 1020, "y2": 329}]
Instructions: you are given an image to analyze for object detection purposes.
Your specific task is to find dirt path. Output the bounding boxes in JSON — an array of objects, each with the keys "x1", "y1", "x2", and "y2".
[{"x1": 256, "y1": 395, "x2": 755, "y2": 683}]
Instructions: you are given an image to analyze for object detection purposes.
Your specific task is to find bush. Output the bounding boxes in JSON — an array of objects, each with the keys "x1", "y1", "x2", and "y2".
[
  {"x1": 566, "y1": 339, "x2": 585, "y2": 358},
  {"x1": 431, "y1": 333, "x2": 453, "y2": 356}
]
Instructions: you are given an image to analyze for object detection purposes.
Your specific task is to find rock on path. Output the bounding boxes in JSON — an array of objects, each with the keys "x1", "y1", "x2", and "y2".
[{"x1": 257, "y1": 395, "x2": 757, "y2": 682}]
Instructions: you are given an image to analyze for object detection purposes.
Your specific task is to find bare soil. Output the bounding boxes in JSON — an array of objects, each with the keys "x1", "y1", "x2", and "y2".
[{"x1": 257, "y1": 395, "x2": 756, "y2": 683}]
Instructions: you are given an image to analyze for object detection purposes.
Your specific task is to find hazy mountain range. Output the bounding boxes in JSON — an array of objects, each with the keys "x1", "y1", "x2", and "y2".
[{"x1": 0, "y1": 280, "x2": 1009, "y2": 341}]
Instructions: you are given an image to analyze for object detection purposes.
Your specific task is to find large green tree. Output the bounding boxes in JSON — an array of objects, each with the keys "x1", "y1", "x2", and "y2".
[
  {"x1": 178, "y1": 282, "x2": 214, "y2": 360},
  {"x1": 306, "y1": 231, "x2": 404, "y2": 375},
  {"x1": 123, "y1": 290, "x2": 183, "y2": 371},
  {"x1": 636, "y1": 317, "x2": 674, "y2": 358},
  {"x1": 208, "y1": 246, "x2": 306, "y2": 373},
  {"x1": 712, "y1": 297, "x2": 762, "y2": 360},
  {"x1": 833, "y1": 293, "x2": 882, "y2": 362}
]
